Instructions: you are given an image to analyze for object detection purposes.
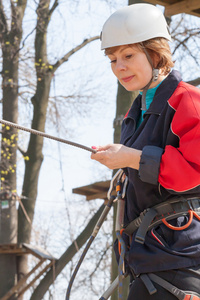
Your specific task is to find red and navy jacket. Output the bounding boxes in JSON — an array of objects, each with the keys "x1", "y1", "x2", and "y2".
[{"x1": 120, "y1": 70, "x2": 200, "y2": 275}]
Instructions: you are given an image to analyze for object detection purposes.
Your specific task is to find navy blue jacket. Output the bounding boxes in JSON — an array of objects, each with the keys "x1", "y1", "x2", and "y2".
[{"x1": 120, "y1": 70, "x2": 200, "y2": 275}]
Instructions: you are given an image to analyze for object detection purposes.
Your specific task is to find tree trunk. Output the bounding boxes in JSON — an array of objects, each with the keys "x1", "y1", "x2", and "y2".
[
  {"x1": 17, "y1": 74, "x2": 52, "y2": 282},
  {"x1": 17, "y1": 1, "x2": 56, "y2": 289},
  {"x1": 0, "y1": 1, "x2": 27, "y2": 298},
  {"x1": 0, "y1": 44, "x2": 19, "y2": 300}
]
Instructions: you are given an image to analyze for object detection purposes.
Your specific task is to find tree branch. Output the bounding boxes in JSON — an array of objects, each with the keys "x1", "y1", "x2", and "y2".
[
  {"x1": 187, "y1": 77, "x2": 200, "y2": 87},
  {"x1": 49, "y1": 0, "x2": 59, "y2": 18},
  {"x1": 0, "y1": 0, "x2": 8, "y2": 40},
  {"x1": 52, "y1": 36, "x2": 100, "y2": 72},
  {"x1": 172, "y1": 29, "x2": 200, "y2": 55},
  {"x1": 18, "y1": 145, "x2": 26, "y2": 157}
]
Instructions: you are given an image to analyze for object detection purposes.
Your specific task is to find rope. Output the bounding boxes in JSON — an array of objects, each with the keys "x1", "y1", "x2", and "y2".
[
  {"x1": 116, "y1": 231, "x2": 126, "y2": 300},
  {"x1": 65, "y1": 235, "x2": 95, "y2": 300},
  {"x1": 0, "y1": 119, "x2": 97, "y2": 154}
]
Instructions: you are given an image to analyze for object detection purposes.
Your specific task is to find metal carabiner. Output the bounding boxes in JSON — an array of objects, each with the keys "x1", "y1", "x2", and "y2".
[{"x1": 107, "y1": 169, "x2": 124, "y2": 201}]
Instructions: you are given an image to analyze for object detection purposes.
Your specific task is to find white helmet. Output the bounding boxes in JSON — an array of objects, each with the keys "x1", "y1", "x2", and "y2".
[{"x1": 101, "y1": 3, "x2": 171, "y2": 50}]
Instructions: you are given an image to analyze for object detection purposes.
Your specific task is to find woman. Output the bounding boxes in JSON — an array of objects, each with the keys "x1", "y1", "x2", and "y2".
[{"x1": 91, "y1": 3, "x2": 200, "y2": 300}]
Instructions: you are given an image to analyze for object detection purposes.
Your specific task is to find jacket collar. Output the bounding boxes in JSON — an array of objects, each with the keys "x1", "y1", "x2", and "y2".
[
  {"x1": 146, "y1": 69, "x2": 182, "y2": 115},
  {"x1": 125, "y1": 69, "x2": 182, "y2": 121}
]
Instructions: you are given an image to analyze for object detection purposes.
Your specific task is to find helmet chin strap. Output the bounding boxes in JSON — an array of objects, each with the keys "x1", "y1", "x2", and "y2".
[
  {"x1": 141, "y1": 69, "x2": 159, "y2": 110},
  {"x1": 141, "y1": 46, "x2": 159, "y2": 111}
]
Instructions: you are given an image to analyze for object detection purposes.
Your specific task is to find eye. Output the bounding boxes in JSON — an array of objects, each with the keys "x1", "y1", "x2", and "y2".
[
  {"x1": 126, "y1": 54, "x2": 132, "y2": 59},
  {"x1": 110, "y1": 59, "x2": 116, "y2": 64}
]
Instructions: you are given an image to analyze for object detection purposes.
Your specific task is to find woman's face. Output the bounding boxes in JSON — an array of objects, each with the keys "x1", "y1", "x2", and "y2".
[{"x1": 107, "y1": 45, "x2": 153, "y2": 91}]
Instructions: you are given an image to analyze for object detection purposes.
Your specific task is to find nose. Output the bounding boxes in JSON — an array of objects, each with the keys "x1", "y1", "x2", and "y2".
[{"x1": 116, "y1": 59, "x2": 127, "y2": 71}]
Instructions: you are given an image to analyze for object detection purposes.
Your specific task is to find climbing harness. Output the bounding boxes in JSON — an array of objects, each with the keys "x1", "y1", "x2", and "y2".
[
  {"x1": 123, "y1": 197, "x2": 200, "y2": 243},
  {"x1": 126, "y1": 197, "x2": 200, "y2": 299},
  {"x1": 99, "y1": 196, "x2": 200, "y2": 300},
  {"x1": 65, "y1": 169, "x2": 124, "y2": 300},
  {"x1": 0, "y1": 119, "x2": 96, "y2": 153}
]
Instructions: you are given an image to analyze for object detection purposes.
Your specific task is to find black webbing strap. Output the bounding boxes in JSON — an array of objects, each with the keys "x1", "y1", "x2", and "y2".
[
  {"x1": 123, "y1": 198, "x2": 200, "y2": 244},
  {"x1": 148, "y1": 273, "x2": 186, "y2": 300},
  {"x1": 134, "y1": 208, "x2": 157, "y2": 244},
  {"x1": 147, "y1": 273, "x2": 200, "y2": 300},
  {"x1": 140, "y1": 274, "x2": 157, "y2": 295}
]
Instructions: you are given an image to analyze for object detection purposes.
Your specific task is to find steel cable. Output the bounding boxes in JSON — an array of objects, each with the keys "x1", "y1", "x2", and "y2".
[{"x1": 0, "y1": 119, "x2": 96, "y2": 153}]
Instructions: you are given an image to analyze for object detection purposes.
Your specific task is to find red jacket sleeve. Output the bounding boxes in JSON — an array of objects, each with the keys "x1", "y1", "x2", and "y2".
[{"x1": 158, "y1": 82, "x2": 200, "y2": 192}]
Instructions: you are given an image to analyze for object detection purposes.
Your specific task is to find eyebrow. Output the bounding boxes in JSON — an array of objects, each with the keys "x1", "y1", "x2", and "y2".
[
  {"x1": 109, "y1": 46, "x2": 132, "y2": 56},
  {"x1": 120, "y1": 46, "x2": 131, "y2": 53}
]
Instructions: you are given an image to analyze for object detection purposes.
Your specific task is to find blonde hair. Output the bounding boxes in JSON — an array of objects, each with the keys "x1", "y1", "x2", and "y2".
[{"x1": 105, "y1": 38, "x2": 174, "y2": 75}]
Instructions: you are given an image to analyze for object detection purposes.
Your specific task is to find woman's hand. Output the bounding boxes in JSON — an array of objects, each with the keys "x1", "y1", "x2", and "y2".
[{"x1": 91, "y1": 144, "x2": 142, "y2": 170}]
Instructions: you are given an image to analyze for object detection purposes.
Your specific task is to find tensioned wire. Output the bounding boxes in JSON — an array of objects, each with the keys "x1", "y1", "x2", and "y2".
[{"x1": 0, "y1": 119, "x2": 97, "y2": 154}]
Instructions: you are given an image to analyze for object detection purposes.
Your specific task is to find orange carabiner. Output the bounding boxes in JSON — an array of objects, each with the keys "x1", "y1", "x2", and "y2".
[
  {"x1": 192, "y1": 210, "x2": 200, "y2": 221},
  {"x1": 162, "y1": 210, "x2": 193, "y2": 231}
]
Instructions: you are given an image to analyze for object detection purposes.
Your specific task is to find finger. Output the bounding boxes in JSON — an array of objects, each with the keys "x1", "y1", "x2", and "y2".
[
  {"x1": 91, "y1": 151, "x2": 106, "y2": 160},
  {"x1": 93, "y1": 144, "x2": 112, "y2": 152},
  {"x1": 91, "y1": 149, "x2": 109, "y2": 162}
]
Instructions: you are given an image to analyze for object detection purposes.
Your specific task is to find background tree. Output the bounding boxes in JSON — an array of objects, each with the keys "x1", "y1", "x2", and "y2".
[{"x1": 0, "y1": 1, "x2": 28, "y2": 297}]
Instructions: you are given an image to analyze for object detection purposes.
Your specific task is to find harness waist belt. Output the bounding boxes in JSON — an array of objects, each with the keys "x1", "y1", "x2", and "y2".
[{"x1": 123, "y1": 197, "x2": 200, "y2": 244}]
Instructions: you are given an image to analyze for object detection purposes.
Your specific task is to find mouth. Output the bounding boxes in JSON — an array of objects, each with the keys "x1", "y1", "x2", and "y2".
[{"x1": 121, "y1": 75, "x2": 134, "y2": 83}]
